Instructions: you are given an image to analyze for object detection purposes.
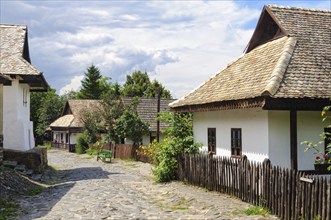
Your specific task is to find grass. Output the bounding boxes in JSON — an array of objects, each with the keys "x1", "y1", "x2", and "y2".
[
  {"x1": 234, "y1": 205, "x2": 270, "y2": 216},
  {"x1": 121, "y1": 163, "x2": 139, "y2": 168},
  {"x1": 155, "y1": 196, "x2": 194, "y2": 211},
  {"x1": 37, "y1": 143, "x2": 51, "y2": 150},
  {"x1": 24, "y1": 187, "x2": 44, "y2": 196},
  {"x1": 85, "y1": 149, "x2": 99, "y2": 156},
  {"x1": 0, "y1": 198, "x2": 19, "y2": 220},
  {"x1": 48, "y1": 165, "x2": 60, "y2": 170},
  {"x1": 170, "y1": 197, "x2": 192, "y2": 211}
]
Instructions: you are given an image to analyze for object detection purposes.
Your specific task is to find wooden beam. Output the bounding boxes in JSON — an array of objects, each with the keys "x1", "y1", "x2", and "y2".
[
  {"x1": 290, "y1": 110, "x2": 298, "y2": 170},
  {"x1": 156, "y1": 87, "x2": 161, "y2": 142}
]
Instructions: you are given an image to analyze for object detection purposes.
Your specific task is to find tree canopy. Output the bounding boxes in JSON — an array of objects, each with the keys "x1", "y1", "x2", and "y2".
[
  {"x1": 78, "y1": 64, "x2": 104, "y2": 99},
  {"x1": 122, "y1": 70, "x2": 172, "y2": 98},
  {"x1": 122, "y1": 70, "x2": 151, "y2": 97},
  {"x1": 145, "y1": 79, "x2": 172, "y2": 99},
  {"x1": 30, "y1": 89, "x2": 66, "y2": 144}
]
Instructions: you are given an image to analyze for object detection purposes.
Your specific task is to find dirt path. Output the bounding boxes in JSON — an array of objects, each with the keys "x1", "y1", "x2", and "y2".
[{"x1": 15, "y1": 149, "x2": 278, "y2": 219}]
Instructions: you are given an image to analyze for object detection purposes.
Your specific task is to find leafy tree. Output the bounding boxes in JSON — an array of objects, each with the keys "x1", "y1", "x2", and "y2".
[
  {"x1": 145, "y1": 79, "x2": 172, "y2": 99},
  {"x1": 31, "y1": 89, "x2": 65, "y2": 144},
  {"x1": 122, "y1": 70, "x2": 151, "y2": 97},
  {"x1": 61, "y1": 90, "x2": 80, "y2": 100},
  {"x1": 78, "y1": 64, "x2": 103, "y2": 99},
  {"x1": 99, "y1": 91, "x2": 125, "y2": 143},
  {"x1": 151, "y1": 112, "x2": 202, "y2": 182},
  {"x1": 115, "y1": 109, "x2": 149, "y2": 146},
  {"x1": 80, "y1": 110, "x2": 103, "y2": 144}
]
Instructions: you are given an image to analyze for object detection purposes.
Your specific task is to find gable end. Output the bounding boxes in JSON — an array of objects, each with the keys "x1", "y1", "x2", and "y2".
[{"x1": 246, "y1": 6, "x2": 287, "y2": 53}]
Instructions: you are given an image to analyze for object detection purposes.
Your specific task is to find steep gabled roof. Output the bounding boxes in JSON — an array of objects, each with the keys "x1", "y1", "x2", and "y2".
[
  {"x1": 123, "y1": 98, "x2": 176, "y2": 132},
  {"x1": 55, "y1": 99, "x2": 101, "y2": 128},
  {"x1": 0, "y1": 24, "x2": 48, "y2": 90},
  {"x1": 171, "y1": 5, "x2": 331, "y2": 111},
  {"x1": 51, "y1": 98, "x2": 176, "y2": 132}
]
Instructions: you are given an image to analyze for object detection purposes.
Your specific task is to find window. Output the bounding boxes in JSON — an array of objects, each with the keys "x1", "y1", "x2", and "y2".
[
  {"x1": 23, "y1": 88, "x2": 28, "y2": 107},
  {"x1": 208, "y1": 128, "x2": 216, "y2": 154},
  {"x1": 325, "y1": 127, "x2": 331, "y2": 153},
  {"x1": 231, "y1": 128, "x2": 242, "y2": 157}
]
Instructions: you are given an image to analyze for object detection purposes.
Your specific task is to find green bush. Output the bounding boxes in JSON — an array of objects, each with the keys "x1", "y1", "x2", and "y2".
[
  {"x1": 76, "y1": 133, "x2": 89, "y2": 154},
  {"x1": 152, "y1": 113, "x2": 202, "y2": 183}
]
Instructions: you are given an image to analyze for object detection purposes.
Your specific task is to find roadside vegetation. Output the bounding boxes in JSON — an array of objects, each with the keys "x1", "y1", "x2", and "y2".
[
  {"x1": 137, "y1": 112, "x2": 202, "y2": 182},
  {"x1": 233, "y1": 205, "x2": 270, "y2": 217}
]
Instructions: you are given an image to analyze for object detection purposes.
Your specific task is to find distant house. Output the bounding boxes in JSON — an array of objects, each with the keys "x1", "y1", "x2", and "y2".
[
  {"x1": 0, "y1": 24, "x2": 48, "y2": 151},
  {"x1": 49, "y1": 98, "x2": 175, "y2": 150},
  {"x1": 170, "y1": 5, "x2": 331, "y2": 171}
]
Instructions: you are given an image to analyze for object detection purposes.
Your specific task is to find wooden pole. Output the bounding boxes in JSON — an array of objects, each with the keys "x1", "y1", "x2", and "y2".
[
  {"x1": 156, "y1": 87, "x2": 161, "y2": 142},
  {"x1": 290, "y1": 110, "x2": 298, "y2": 170}
]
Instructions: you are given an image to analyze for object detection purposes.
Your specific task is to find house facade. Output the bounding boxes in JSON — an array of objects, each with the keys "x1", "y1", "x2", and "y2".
[
  {"x1": 170, "y1": 6, "x2": 331, "y2": 172},
  {"x1": 0, "y1": 24, "x2": 48, "y2": 152},
  {"x1": 50, "y1": 98, "x2": 175, "y2": 150}
]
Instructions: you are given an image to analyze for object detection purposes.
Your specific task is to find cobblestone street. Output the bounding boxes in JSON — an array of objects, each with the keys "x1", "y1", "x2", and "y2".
[{"x1": 15, "y1": 150, "x2": 278, "y2": 219}]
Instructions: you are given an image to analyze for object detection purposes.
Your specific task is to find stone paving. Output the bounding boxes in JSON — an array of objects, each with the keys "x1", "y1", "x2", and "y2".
[{"x1": 15, "y1": 150, "x2": 279, "y2": 220}]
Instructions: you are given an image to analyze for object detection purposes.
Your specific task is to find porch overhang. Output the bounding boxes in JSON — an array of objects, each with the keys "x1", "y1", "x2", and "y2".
[{"x1": 50, "y1": 126, "x2": 83, "y2": 133}]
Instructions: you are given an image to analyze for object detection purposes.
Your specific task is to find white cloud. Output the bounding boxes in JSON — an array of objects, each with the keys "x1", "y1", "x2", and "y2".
[
  {"x1": 18, "y1": 1, "x2": 261, "y2": 98},
  {"x1": 59, "y1": 75, "x2": 84, "y2": 95},
  {"x1": 4, "y1": 1, "x2": 327, "y2": 98}
]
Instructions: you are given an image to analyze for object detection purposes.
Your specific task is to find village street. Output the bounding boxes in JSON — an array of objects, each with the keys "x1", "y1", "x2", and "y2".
[{"x1": 15, "y1": 150, "x2": 278, "y2": 220}]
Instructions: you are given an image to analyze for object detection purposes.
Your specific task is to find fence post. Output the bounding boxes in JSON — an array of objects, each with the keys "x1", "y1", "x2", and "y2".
[
  {"x1": 240, "y1": 155, "x2": 247, "y2": 201},
  {"x1": 0, "y1": 134, "x2": 3, "y2": 166},
  {"x1": 262, "y1": 158, "x2": 271, "y2": 209}
]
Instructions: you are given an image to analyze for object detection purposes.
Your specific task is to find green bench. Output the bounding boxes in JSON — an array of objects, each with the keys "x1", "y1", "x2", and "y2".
[{"x1": 97, "y1": 149, "x2": 112, "y2": 163}]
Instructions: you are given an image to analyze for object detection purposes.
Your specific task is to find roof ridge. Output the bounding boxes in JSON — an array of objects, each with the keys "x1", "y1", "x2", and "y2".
[
  {"x1": 0, "y1": 24, "x2": 27, "y2": 28},
  {"x1": 267, "y1": 5, "x2": 331, "y2": 13},
  {"x1": 262, "y1": 37, "x2": 297, "y2": 97}
]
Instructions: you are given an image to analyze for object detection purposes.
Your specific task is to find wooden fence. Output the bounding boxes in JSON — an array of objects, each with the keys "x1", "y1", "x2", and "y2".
[
  {"x1": 110, "y1": 144, "x2": 152, "y2": 163},
  {"x1": 177, "y1": 153, "x2": 331, "y2": 220}
]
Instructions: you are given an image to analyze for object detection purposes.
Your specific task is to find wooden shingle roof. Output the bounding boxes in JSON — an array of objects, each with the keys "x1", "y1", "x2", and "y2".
[
  {"x1": 170, "y1": 5, "x2": 331, "y2": 111},
  {"x1": 50, "y1": 98, "x2": 175, "y2": 132},
  {"x1": 0, "y1": 24, "x2": 48, "y2": 90},
  {"x1": 124, "y1": 98, "x2": 176, "y2": 132}
]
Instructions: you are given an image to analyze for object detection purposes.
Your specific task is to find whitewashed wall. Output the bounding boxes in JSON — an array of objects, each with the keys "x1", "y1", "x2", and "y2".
[
  {"x1": 3, "y1": 78, "x2": 34, "y2": 151},
  {"x1": 193, "y1": 108, "x2": 329, "y2": 171},
  {"x1": 193, "y1": 108, "x2": 269, "y2": 163},
  {"x1": 53, "y1": 131, "x2": 78, "y2": 145},
  {"x1": 0, "y1": 85, "x2": 3, "y2": 135},
  {"x1": 268, "y1": 111, "x2": 291, "y2": 168},
  {"x1": 127, "y1": 133, "x2": 166, "y2": 146},
  {"x1": 297, "y1": 111, "x2": 329, "y2": 170}
]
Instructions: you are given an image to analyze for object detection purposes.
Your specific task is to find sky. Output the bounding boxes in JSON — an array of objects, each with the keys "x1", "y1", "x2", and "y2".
[{"x1": 1, "y1": 0, "x2": 330, "y2": 98}]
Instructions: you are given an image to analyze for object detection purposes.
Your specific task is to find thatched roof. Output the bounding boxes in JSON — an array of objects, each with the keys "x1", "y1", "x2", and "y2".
[
  {"x1": 170, "y1": 5, "x2": 331, "y2": 111},
  {"x1": 0, "y1": 24, "x2": 48, "y2": 90}
]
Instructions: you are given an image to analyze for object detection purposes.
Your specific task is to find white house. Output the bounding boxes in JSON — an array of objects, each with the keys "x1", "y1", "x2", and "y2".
[
  {"x1": 170, "y1": 5, "x2": 331, "y2": 172},
  {"x1": 49, "y1": 98, "x2": 175, "y2": 150},
  {"x1": 0, "y1": 24, "x2": 48, "y2": 151}
]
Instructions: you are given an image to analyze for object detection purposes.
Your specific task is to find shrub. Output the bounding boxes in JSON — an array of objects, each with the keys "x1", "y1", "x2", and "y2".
[
  {"x1": 152, "y1": 113, "x2": 202, "y2": 183},
  {"x1": 136, "y1": 140, "x2": 159, "y2": 164},
  {"x1": 76, "y1": 132, "x2": 89, "y2": 154}
]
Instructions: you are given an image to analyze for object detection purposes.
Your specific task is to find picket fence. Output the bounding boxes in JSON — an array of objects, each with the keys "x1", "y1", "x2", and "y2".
[{"x1": 177, "y1": 153, "x2": 331, "y2": 220}]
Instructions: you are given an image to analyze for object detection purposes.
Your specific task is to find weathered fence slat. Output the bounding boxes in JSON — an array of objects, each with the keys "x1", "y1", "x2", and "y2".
[{"x1": 177, "y1": 153, "x2": 331, "y2": 220}]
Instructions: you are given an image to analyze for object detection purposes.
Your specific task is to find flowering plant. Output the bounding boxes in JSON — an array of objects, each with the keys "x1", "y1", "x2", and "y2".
[
  {"x1": 314, "y1": 153, "x2": 331, "y2": 164},
  {"x1": 301, "y1": 105, "x2": 331, "y2": 171}
]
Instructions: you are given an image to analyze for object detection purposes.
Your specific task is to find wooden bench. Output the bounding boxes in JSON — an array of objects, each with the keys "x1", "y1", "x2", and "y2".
[{"x1": 97, "y1": 149, "x2": 112, "y2": 163}]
